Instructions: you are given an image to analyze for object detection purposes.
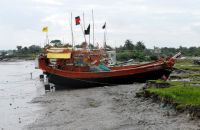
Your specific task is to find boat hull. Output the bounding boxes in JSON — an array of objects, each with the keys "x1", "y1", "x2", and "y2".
[{"x1": 45, "y1": 68, "x2": 172, "y2": 88}]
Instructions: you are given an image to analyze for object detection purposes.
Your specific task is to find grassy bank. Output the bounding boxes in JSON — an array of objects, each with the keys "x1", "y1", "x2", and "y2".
[
  {"x1": 146, "y1": 81, "x2": 200, "y2": 108},
  {"x1": 174, "y1": 59, "x2": 200, "y2": 71},
  {"x1": 142, "y1": 80, "x2": 200, "y2": 118},
  {"x1": 170, "y1": 73, "x2": 200, "y2": 81},
  {"x1": 139, "y1": 59, "x2": 200, "y2": 118}
]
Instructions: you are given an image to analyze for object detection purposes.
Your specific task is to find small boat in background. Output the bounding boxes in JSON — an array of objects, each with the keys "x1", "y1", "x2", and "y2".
[{"x1": 37, "y1": 47, "x2": 181, "y2": 88}]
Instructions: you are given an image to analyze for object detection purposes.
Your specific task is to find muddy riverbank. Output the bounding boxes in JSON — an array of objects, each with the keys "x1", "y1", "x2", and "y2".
[
  {"x1": 27, "y1": 84, "x2": 200, "y2": 130},
  {"x1": 1, "y1": 61, "x2": 200, "y2": 130}
]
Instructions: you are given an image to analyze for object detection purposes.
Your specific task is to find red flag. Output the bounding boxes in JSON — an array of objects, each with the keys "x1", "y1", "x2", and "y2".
[{"x1": 75, "y1": 16, "x2": 80, "y2": 25}]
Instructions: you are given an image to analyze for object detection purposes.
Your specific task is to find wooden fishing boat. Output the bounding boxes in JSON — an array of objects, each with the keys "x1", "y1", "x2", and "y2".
[{"x1": 37, "y1": 47, "x2": 180, "y2": 88}]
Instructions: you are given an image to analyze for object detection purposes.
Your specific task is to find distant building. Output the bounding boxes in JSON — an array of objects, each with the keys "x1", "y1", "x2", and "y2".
[
  {"x1": 107, "y1": 51, "x2": 116, "y2": 65},
  {"x1": 154, "y1": 46, "x2": 161, "y2": 54}
]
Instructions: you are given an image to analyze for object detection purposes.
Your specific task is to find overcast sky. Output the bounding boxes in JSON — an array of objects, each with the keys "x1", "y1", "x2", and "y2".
[{"x1": 1, "y1": 0, "x2": 200, "y2": 49}]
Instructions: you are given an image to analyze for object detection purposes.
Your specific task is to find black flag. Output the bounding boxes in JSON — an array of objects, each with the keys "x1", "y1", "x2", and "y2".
[
  {"x1": 84, "y1": 24, "x2": 90, "y2": 35},
  {"x1": 102, "y1": 22, "x2": 106, "y2": 29}
]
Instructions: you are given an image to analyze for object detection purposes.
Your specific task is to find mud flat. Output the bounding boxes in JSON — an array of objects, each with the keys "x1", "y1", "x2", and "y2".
[
  {"x1": 0, "y1": 61, "x2": 44, "y2": 130},
  {"x1": 27, "y1": 84, "x2": 200, "y2": 130}
]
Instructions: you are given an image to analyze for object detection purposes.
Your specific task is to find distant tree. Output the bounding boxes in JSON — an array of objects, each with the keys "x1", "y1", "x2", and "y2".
[
  {"x1": 63, "y1": 43, "x2": 72, "y2": 48},
  {"x1": 105, "y1": 45, "x2": 113, "y2": 50},
  {"x1": 88, "y1": 44, "x2": 95, "y2": 49},
  {"x1": 116, "y1": 51, "x2": 132, "y2": 61},
  {"x1": 75, "y1": 44, "x2": 82, "y2": 48},
  {"x1": 28, "y1": 45, "x2": 42, "y2": 53},
  {"x1": 116, "y1": 45, "x2": 124, "y2": 52},
  {"x1": 124, "y1": 40, "x2": 134, "y2": 50},
  {"x1": 13, "y1": 50, "x2": 16, "y2": 54},
  {"x1": 149, "y1": 55, "x2": 158, "y2": 61},
  {"x1": 50, "y1": 40, "x2": 62, "y2": 47},
  {"x1": 22, "y1": 47, "x2": 28, "y2": 53},
  {"x1": 44, "y1": 44, "x2": 51, "y2": 49},
  {"x1": 188, "y1": 47, "x2": 199, "y2": 56},
  {"x1": 75, "y1": 42, "x2": 88, "y2": 48},
  {"x1": 16, "y1": 46, "x2": 22, "y2": 51},
  {"x1": 1, "y1": 51, "x2": 7, "y2": 57},
  {"x1": 135, "y1": 41, "x2": 145, "y2": 51},
  {"x1": 178, "y1": 46, "x2": 187, "y2": 55},
  {"x1": 81, "y1": 42, "x2": 87, "y2": 48},
  {"x1": 161, "y1": 47, "x2": 176, "y2": 56}
]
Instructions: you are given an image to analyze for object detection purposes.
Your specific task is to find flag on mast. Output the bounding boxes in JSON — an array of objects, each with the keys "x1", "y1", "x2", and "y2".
[
  {"x1": 75, "y1": 16, "x2": 80, "y2": 25},
  {"x1": 42, "y1": 26, "x2": 48, "y2": 32},
  {"x1": 102, "y1": 22, "x2": 106, "y2": 29},
  {"x1": 84, "y1": 24, "x2": 90, "y2": 35}
]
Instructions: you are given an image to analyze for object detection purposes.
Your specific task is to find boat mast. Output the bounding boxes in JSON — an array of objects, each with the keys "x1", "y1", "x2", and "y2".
[
  {"x1": 104, "y1": 25, "x2": 106, "y2": 49},
  {"x1": 70, "y1": 12, "x2": 75, "y2": 49},
  {"x1": 46, "y1": 31, "x2": 49, "y2": 46},
  {"x1": 103, "y1": 22, "x2": 107, "y2": 49},
  {"x1": 89, "y1": 26, "x2": 91, "y2": 49},
  {"x1": 83, "y1": 12, "x2": 86, "y2": 32},
  {"x1": 105, "y1": 24, "x2": 107, "y2": 49},
  {"x1": 80, "y1": 23, "x2": 87, "y2": 45},
  {"x1": 92, "y1": 9, "x2": 95, "y2": 48},
  {"x1": 82, "y1": 12, "x2": 87, "y2": 48}
]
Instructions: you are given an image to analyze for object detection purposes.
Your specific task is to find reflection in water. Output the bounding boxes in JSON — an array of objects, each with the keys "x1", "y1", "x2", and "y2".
[{"x1": 0, "y1": 61, "x2": 45, "y2": 130}]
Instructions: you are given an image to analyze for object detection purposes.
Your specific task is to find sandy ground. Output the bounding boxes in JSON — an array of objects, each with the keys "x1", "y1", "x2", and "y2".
[{"x1": 26, "y1": 84, "x2": 200, "y2": 130}]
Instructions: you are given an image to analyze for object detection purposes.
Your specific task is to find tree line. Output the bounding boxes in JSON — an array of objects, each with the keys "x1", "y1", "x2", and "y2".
[
  {"x1": 0, "y1": 45, "x2": 42, "y2": 59},
  {"x1": 115, "y1": 40, "x2": 200, "y2": 61},
  {"x1": 1, "y1": 39, "x2": 200, "y2": 61}
]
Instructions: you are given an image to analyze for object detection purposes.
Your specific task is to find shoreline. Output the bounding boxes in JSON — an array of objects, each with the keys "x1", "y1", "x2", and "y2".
[
  {"x1": 0, "y1": 57, "x2": 35, "y2": 62},
  {"x1": 137, "y1": 81, "x2": 200, "y2": 119},
  {"x1": 26, "y1": 84, "x2": 200, "y2": 130}
]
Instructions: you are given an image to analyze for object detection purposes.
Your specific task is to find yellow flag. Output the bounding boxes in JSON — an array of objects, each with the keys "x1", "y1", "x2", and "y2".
[{"x1": 42, "y1": 26, "x2": 48, "y2": 32}]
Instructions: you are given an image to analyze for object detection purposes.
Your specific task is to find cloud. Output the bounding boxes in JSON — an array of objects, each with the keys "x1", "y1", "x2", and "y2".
[
  {"x1": 32, "y1": 0, "x2": 64, "y2": 6},
  {"x1": 190, "y1": 23, "x2": 200, "y2": 34},
  {"x1": 41, "y1": 14, "x2": 68, "y2": 27},
  {"x1": 1, "y1": 0, "x2": 200, "y2": 49}
]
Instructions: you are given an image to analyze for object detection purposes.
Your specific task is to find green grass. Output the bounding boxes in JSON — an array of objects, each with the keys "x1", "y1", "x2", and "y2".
[
  {"x1": 147, "y1": 81, "x2": 200, "y2": 107},
  {"x1": 174, "y1": 59, "x2": 200, "y2": 71},
  {"x1": 146, "y1": 59, "x2": 200, "y2": 111},
  {"x1": 171, "y1": 73, "x2": 200, "y2": 81}
]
